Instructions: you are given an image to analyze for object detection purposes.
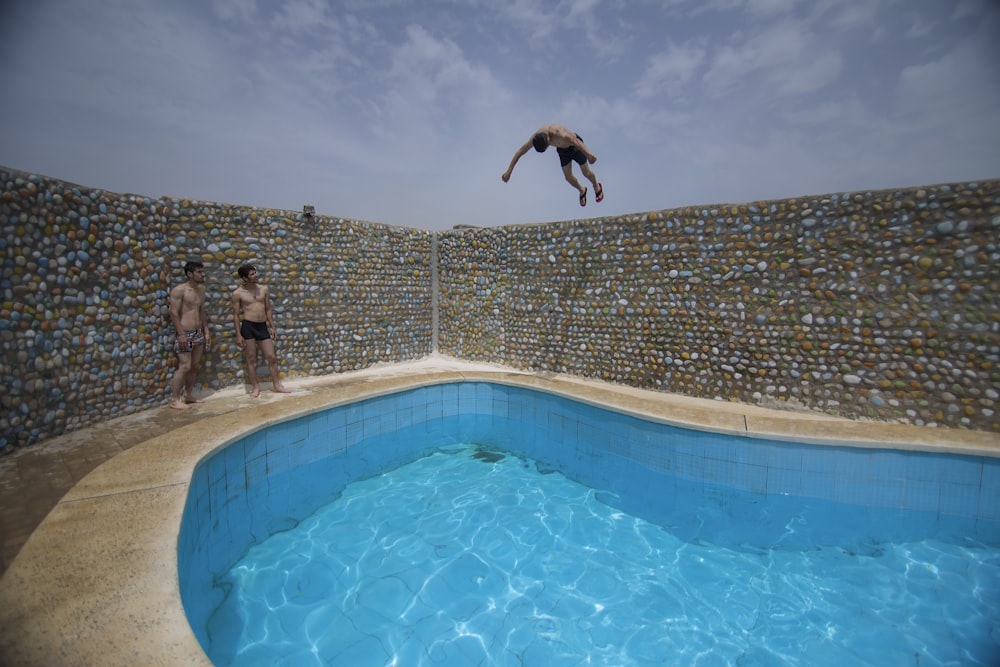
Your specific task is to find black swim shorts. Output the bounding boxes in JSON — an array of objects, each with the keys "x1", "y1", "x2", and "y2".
[
  {"x1": 240, "y1": 320, "x2": 271, "y2": 341},
  {"x1": 557, "y1": 134, "x2": 588, "y2": 167}
]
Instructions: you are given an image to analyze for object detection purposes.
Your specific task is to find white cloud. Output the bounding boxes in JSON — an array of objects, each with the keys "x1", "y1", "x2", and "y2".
[
  {"x1": 566, "y1": 0, "x2": 601, "y2": 21},
  {"x1": 635, "y1": 41, "x2": 707, "y2": 99},
  {"x1": 495, "y1": 0, "x2": 559, "y2": 40},
  {"x1": 701, "y1": 43, "x2": 749, "y2": 98},
  {"x1": 684, "y1": 0, "x2": 745, "y2": 18},
  {"x1": 776, "y1": 50, "x2": 842, "y2": 95},
  {"x1": 744, "y1": 0, "x2": 799, "y2": 18},
  {"x1": 210, "y1": 0, "x2": 258, "y2": 23},
  {"x1": 894, "y1": 41, "x2": 1000, "y2": 124},
  {"x1": 904, "y1": 14, "x2": 937, "y2": 39},
  {"x1": 893, "y1": 7, "x2": 1000, "y2": 118},
  {"x1": 271, "y1": 0, "x2": 334, "y2": 34},
  {"x1": 386, "y1": 25, "x2": 508, "y2": 109},
  {"x1": 747, "y1": 21, "x2": 811, "y2": 69},
  {"x1": 953, "y1": 0, "x2": 989, "y2": 19},
  {"x1": 819, "y1": 1, "x2": 879, "y2": 30},
  {"x1": 781, "y1": 97, "x2": 867, "y2": 126},
  {"x1": 701, "y1": 19, "x2": 842, "y2": 99}
]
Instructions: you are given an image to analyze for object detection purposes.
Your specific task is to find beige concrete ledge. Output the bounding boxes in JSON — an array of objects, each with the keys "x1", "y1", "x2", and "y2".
[{"x1": 1, "y1": 357, "x2": 997, "y2": 666}]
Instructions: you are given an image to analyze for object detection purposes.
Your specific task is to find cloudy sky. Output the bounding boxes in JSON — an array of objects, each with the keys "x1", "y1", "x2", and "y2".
[{"x1": 1, "y1": 0, "x2": 998, "y2": 231}]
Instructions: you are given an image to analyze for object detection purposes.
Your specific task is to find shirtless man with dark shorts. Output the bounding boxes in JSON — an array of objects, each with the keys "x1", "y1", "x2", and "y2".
[
  {"x1": 232, "y1": 264, "x2": 290, "y2": 397},
  {"x1": 168, "y1": 261, "x2": 211, "y2": 409},
  {"x1": 502, "y1": 124, "x2": 604, "y2": 207}
]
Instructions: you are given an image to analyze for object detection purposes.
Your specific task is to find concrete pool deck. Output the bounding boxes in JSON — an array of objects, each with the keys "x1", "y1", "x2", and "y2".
[{"x1": 1, "y1": 355, "x2": 998, "y2": 666}]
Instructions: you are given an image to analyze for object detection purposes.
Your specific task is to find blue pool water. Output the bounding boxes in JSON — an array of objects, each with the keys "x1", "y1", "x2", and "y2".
[
  {"x1": 178, "y1": 382, "x2": 1000, "y2": 666},
  {"x1": 208, "y1": 444, "x2": 1000, "y2": 666}
]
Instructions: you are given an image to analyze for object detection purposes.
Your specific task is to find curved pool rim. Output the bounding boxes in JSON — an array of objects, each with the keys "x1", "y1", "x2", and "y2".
[{"x1": 1, "y1": 358, "x2": 998, "y2": 666}]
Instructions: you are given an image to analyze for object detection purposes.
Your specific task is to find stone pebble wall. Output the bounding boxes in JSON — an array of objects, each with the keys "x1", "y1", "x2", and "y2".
[
  {"x1": 3, "y1": 167, "x2": 999, "y2": 450},
  {"x1": 439, "y1": 181, "x2": 1000, "y2": 431},
  {"x1": 0, "y1": 168, "x2": 433, "y2": 450}
]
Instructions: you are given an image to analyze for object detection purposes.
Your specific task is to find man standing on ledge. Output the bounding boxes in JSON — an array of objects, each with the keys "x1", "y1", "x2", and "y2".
[
  {"x1": 502, "y1": 124, "x2": 604, "y2": 207},
  {"x1": 232, "y1": 264, "x2": 291, "y2": 397},
  {"x1": 168, "y1": 261, "x2": 210, "y2": 410}
]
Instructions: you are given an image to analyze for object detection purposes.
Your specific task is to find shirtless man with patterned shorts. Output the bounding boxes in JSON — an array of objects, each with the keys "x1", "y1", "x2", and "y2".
[{"x1": 168, "y1": 261, "x2": 211, "y2": 410}]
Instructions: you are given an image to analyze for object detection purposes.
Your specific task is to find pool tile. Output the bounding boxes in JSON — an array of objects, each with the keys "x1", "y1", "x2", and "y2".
[
  {"x1": 867, "y1": 477, "x2": 904, "y2": 509},
  {"x1": 264, "y1": 418, "x2": 308, "y2": 449},
  {"x1": 765, "y1": 464, "x2": 802, "y2": 496},
  {"x1": 902, "y1": 479, "x2": 941, "y2": 513},
  {"x1": 938, "y1": 483, "x2": 981, "y2": 517}
]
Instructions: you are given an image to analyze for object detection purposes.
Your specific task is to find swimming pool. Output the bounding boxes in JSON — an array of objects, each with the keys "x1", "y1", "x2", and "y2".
[{"x1": 178, "y1": 380, "x2": 1000, "y2": 665}]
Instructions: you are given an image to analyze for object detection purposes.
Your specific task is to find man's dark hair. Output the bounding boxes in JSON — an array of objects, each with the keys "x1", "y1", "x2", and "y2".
[
  {"x1": 531, "y1": 133, "x2": 549, "y2": 152},
  {"x1": 184, "y1": 261, "x2": 204, "y2": 276},
  {"x1": 237, "y1": 264, "x2": 256, "y2": 280}
]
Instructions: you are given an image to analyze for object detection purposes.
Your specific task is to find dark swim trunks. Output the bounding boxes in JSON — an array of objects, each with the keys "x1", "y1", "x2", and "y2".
[
  {"x1": 240, "y1": 320, "x2": 271, "y2": 341},
  {"x1": 557, "y1": 134, "x2": 588, "y2": 167},
  {"x1": 174, "y1": 329, "x2": 206, "y2": 354}
]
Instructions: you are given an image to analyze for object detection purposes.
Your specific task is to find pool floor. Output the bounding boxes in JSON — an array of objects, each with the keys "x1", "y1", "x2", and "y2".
[{"x1": 207, "y1": 444, "x2": 1000, "y2": 667}]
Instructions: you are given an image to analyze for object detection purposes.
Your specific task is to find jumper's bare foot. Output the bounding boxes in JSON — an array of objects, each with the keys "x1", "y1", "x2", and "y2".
[
  {"x1": 185, "y1": 397, "x2": 205, "y2": 404},
  {"x1": 273, "y1": 385, "x2": 291, "y2": 394},
  {"x1": 169, "y1": 399, "x2": 191, "y2": 410},
  {"x1": 250, "y1": 387, "x2": 261, "y2": 398}
]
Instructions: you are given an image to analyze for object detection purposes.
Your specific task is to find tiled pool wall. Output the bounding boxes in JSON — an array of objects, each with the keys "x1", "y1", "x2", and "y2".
[
  {"x1": 2, "y1": 166, "x2": 999, "y2": 449},
  {"x1": 178, "y1": 381, "x2": 1000, "y2": 647}
]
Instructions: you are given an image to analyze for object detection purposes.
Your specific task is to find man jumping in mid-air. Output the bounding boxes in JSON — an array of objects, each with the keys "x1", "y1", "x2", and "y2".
[{"x1": 502, "y1": 124, "x2": 604, "y2": 207}]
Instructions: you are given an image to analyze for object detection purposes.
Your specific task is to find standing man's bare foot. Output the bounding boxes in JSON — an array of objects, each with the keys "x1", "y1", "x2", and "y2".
[
  {"x1": 169, "y1": 399, "x2": 191, "y2": 410},
  {"x1": 249, "y1": 386, "x2": 261, "y2": 398},
  {"x1": 274, "y1": 384, "x2": 291, "y2": 394}
]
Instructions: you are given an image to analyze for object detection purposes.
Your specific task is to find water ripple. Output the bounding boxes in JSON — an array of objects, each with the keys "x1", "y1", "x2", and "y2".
[{"x1": 206, "y1": 445, "x2": 1000, "y2": 666}]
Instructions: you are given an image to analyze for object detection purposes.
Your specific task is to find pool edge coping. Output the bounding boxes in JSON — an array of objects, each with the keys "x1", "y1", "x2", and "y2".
[{"x1": 1, "y1": 359, "x2": 997, "y2": 666}]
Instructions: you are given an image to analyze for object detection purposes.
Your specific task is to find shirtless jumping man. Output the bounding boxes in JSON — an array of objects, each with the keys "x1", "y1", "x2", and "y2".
[
  {"x1": 168, "y1": 261, "x2": 211, "y2": 410},
  {"x1": 232, "y1": 264, "x2": 290, "y2": 397},
  {"x1": 502, "y1": 124, "x2": 604, "y2": 207}
]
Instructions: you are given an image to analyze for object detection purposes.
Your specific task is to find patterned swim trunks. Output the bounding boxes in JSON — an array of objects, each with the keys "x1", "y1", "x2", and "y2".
[{"x1": 174, "y1": 329, "x2": 206, "y2": 354}]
